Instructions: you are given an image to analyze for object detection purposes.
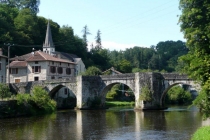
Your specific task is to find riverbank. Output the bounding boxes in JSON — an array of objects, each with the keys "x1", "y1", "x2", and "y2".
[
  {"x1": 192, "y1": 126, "x2": 210, "y2": 140},
  {"x1": 105, "y1": 101, "x2": 135, "y2": 107}
]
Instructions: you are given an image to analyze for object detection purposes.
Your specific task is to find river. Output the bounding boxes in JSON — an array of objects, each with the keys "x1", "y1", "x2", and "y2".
[{"x1": 0, "y1": 106, "x2": 208, "y2": 140}]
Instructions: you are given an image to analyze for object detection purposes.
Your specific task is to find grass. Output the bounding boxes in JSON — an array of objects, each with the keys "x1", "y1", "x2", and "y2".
[
  {"x1": 191, "y1": 126, "x2": 210, "y2": 140},
  {"x1": 105, "y1": 101, "x2": 135, "y2": 107}
]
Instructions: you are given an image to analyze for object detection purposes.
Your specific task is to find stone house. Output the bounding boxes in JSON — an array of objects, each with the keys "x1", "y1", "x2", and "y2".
[
  {"x1": 0, "y1": 48, "x2": 7, "y2": 83},
  {"x1": 8, "y1": 51, "x2": 75, "y2": 83}
]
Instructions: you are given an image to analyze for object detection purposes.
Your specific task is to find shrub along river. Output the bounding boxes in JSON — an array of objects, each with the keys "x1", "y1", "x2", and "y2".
[{"x1": 0, "y1": 106, "x2": 208, "y2": 140}]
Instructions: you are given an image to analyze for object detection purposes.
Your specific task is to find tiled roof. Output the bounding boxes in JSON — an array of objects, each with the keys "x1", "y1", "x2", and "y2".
[
  {"x1": 7, "y1": 61, "x2": 27, "y2": 68},
  {"x1": 54, "y1": 51, "x2": 80, "y2": 62},
  {"x1": 26, "y1": 51, "x2": 75, "y2": 64},
  {"x1": 102, "y1": 67, "x2": 122, "y2": 74},
  {"x1": 10, "y1": 53, "x2": 33, "y2": 61},
  {"x1": 0, "y1": 55, "x2": 7, "y2": 58}
]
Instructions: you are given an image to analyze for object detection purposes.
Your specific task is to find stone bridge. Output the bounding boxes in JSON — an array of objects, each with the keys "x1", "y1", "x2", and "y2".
[{"x1": 10, "y1": 72, "x2": 200, "y2": 109}]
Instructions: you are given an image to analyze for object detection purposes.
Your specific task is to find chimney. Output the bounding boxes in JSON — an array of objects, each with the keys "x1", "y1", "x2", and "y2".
[{"x1": 0, "y1": 48, "x2": 2, "y2": 55}]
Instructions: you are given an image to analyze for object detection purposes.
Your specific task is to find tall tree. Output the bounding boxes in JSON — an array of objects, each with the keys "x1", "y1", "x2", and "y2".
[
  {"x1": 179, "y1": 0, "x2": 210, "y2": 118},
  {"x1": 81, "y1": 25, "x2": 90, "y2": 51},
  {"x1": 95, "y1": 30, "x2": 102, "y2": 50}
]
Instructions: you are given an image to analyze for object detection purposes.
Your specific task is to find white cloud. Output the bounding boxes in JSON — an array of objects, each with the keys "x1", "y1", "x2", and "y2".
[{"x1": 88, "y1": 41, "x2": 149, "y2": 51}]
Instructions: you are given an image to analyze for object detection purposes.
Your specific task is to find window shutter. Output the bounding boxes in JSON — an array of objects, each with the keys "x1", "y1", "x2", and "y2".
[
  {"x1": 50, "y1": 66, "x2": 52, "y2": 73},
  {"x1": 32, "y1": 66, "x2": 34, "y2": 73},
  {"x1": 39, "y1": 66, "x2": 41, "y2": 72}
]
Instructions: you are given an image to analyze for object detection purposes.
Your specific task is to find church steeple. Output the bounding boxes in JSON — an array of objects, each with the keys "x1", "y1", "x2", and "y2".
[{"x1": 43, "y1": 20, "x2": 55, "y2": 55}]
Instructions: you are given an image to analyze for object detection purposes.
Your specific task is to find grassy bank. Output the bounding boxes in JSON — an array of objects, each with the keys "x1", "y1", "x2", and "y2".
[
  {"x1": 106, "y1": 101, "x2": 135, "y2": 107},
  {"x1": 192, "y1": 126, "x2": 210, "y2": 140}
]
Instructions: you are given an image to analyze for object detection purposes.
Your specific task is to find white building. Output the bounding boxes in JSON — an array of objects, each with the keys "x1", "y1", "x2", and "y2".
[{"x1": 8, "y1": 51, "x2": 76, "y2": 83}]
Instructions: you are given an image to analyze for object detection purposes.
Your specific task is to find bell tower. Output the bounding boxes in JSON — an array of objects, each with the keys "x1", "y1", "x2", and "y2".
[{"x1": 43, "y1": 21, "x2": 55, "y2": 55}]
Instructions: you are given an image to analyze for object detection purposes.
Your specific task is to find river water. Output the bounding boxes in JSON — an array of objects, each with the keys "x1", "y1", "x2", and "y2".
[{"x1": 0, "y1": 106, "x2": 209, "y2": 140}]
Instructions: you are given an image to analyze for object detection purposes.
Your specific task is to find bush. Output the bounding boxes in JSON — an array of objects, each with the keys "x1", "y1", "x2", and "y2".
[
  {"x1": 139, "y1": 85, "x2": 153, "y2": 102},
  {"x1": 0, "y1": 83, "x2": 11, "y2": 100},
  {"x1": 16, "y1": 86, "x2": 56, "y2": 115}
]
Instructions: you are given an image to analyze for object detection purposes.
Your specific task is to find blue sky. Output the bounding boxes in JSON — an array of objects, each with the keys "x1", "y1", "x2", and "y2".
[{"x1": 38, "y1": 0, "x2": 184, "y2": 51}]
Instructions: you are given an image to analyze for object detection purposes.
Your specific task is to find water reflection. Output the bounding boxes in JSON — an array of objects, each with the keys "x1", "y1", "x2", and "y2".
[{"x1": 0, "y1": 106, "x2": 205, "y2": 140}]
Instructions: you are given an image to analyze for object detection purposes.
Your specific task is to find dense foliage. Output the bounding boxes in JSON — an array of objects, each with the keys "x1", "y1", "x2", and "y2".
[
  {"x1": 179, "y1": 0, "x2": 210, "y2": 118},
  {"x1": 82, "y1": 66, "x2": 102, "y2": 76},
  {"x1": 16, "y1": 86, "x2": 56, "y2": 115},
  {"x1": 165, "y1": 85, "x2": 192, "y2": 104},
  {"x1": 0, "y1": 83, "x2": 11, "y2": 100}
]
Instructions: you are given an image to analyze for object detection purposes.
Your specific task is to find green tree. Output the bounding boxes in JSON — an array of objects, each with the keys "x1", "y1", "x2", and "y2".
[
  {"x1": 82, "y1": 66, "x2": 102, "y2": 76},
  {"x1": 0, "y1": 4, "x2": 18, "y2": 44},
  {"x1": 0, "y1": 0, "x2": 40, "y2": 14},
  {"x1": 95, "y1": 30, "x2": 102, "y2": 50},
  {"x1": 166, "y1": 85, "x2": 192, "y2": 104},
  {"x1": 106, "y1": 84, "x2": 121, "y2": 100},
  {"x1": 179, "y1": 0, "x2": 210, "y2": 118},
  {"x1": 0, "y1": 83, "x2": 11, "y2": 100},
  {"x1": 81, "y1": 25, "x2": 90, "y2": 51},
  {"x1": 118, "y1": 59, "x2": 132, "y2": 73}
]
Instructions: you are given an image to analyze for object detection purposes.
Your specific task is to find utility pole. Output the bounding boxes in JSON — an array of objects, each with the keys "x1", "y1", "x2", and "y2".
[{"x1": 4, "y1": 43, "x2": 14, "y2": 85}]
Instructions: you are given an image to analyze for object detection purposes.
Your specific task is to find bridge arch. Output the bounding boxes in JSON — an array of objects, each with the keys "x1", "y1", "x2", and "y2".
[
  {"x1": 99, "y1": 79, "x2": 136, "y2": 106},
  {"x1": 160, "y1": 81, "x2": 199, "y2": 107},
  {"x1": 45, "y1": 83, "x2": 77, "y2": 109}
]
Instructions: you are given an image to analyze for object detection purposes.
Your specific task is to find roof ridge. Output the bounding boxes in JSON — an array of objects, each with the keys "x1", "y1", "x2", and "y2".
[{"x1": 38, "y1": 51, "x2": 47, "y2": 60}]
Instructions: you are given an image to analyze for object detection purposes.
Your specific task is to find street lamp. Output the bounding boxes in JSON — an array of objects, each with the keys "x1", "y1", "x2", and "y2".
[{"x1": 4, "y1": 43, "x2": 14, "y2": 84}]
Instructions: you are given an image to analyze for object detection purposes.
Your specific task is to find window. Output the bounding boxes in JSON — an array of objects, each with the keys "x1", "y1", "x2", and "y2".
[
  {"x1": 60, "y1": 62, "x2": 61, "y2": 65},
  {"x1": 35, "y1": 61, "x2": 38, "y2": 64},
  {"x1": 66, "y1": 68, "x2": 71, "y2": 75},
  {"x1": 15, "y1": 79, "x2": 20, "y2": 83},
  {"x1": 0, "y1": 63, "x2": 1, "y2": 70},
  {"x1": 10, "y1": 68, "x2": 18, "y2": 74},
  {"x1": 64, "y1": 88, "x2": 68, "y2": 95},
  {"x1": 34, "y1": 77, "x2": 39, "y2": 81},
  {"x1": 51, "y1": 76, "x2": 55, "y2": 79},
  {"x1": 32, "y1": 66, "x2": 41, "y2": 73},
  {"x1": 52, "y1": 61, "x2": 54, "y2": 65},
  {"x1": 57, "y1": 67, "x2": 63, "y2": 74},
  {"x1": 50, "y1": 66, "x2": 56, "y2": 73}
]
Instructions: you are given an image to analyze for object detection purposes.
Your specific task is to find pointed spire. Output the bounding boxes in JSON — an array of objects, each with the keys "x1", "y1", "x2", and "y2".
[{"x1": 43, "y1": 20, "x2": 54, "y2": 48}]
